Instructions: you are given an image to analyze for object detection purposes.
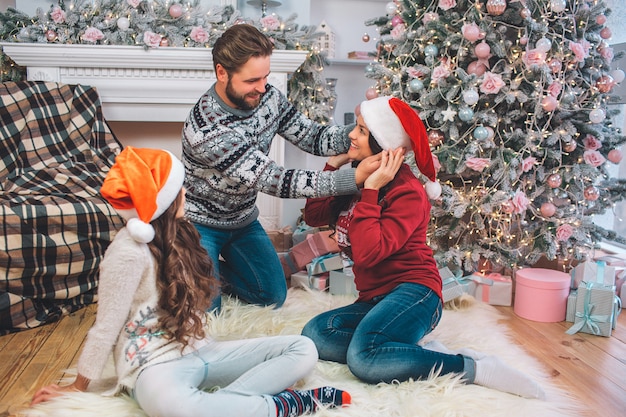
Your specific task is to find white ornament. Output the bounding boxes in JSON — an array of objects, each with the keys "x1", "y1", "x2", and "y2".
[
  {"x1": 385, "y1": 2, "x2": 398, "y2": 15},
  {"x1": 117, "y1": 17, "x2": 130, "y2": 31},
  {"x1": 535, "y1": 37, "x2": 552, "y2": 53},
  {"x1": 610, "y1": 69, "x2": 625, "y2": 84},
  {"x1": 550, "y1": 0, "x2": 567, "y2": 13},
  {"x1": 589, "y1": 108, "x2": 606, "y2": 124},
  {"x1": 463, "y1": 89, "x2": 479, "y2": 105},
  {"x1": 442, "y1": 107, "x2": 457, "y2": 122}
]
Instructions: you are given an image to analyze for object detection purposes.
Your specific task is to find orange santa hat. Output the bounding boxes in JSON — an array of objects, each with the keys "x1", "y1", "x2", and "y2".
[{"x1": 100, "y1": 147, "x2": 185, "y2": 243}]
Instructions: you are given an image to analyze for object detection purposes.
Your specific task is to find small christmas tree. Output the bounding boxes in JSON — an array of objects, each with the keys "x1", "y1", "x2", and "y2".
[{"x1": 365, "y1": 0, "x2": 626, "y2": 273}]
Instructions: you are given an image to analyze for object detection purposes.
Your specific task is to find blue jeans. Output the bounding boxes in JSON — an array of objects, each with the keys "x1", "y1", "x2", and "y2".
[
  {"x1": 301, "y1": 282, "x2": 466, "y2": 384},
  {"x1": 133, "y1": 335, "x2": 317, "y2": 417},
  {"x1": 195, "y1": 220, "x2": 287, "y2": 311}
]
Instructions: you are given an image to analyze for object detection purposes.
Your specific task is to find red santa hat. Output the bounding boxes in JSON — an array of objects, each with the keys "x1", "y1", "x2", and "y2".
[
  {"x1": 359, "y1": 96, "x2": 442, "y2": 199},
  {"x1": 100, "y1": 146, "x2": 185, "y2": 243}
]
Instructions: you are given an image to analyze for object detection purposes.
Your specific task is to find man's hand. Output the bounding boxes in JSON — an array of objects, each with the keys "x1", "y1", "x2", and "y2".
[
  {"x1": 363, "y1": 148, "x2": 405, "y2": 190},
  {"x1": 355, "y1": 153, "x2": 382, "y2": 187},
  {"x1": 328, "y1": 153, "x2": 352, "y2": 169}
]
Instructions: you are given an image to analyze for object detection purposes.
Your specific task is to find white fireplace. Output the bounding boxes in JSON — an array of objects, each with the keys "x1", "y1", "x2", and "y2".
[{"x1": 1, "y1": 42, "x2": 308, "y2": 230}]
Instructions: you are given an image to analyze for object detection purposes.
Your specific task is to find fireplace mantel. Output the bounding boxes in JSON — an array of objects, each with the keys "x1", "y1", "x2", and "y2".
[
  {"x1": 1, "y1": 43, "x2": 309, "y2": 230},
  {"x1": 0, "y1": 43, "x2": 308, "y2": 122}
]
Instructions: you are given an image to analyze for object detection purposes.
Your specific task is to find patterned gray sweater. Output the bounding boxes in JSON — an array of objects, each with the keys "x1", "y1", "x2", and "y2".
[{"x1": 182, "y1": 84, "x2": 357, "y2": 229}]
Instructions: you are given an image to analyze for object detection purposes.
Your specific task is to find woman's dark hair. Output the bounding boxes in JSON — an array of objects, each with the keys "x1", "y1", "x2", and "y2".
[
  {"x1": 148, "y1": 190, "x2": 219, "y2": 350},
  {"x1": 327, "y1": 133, "x2": 385, "y2": 230},
  {"x1": 211, "y1": 24, "x2": 275, "y2": 74}
]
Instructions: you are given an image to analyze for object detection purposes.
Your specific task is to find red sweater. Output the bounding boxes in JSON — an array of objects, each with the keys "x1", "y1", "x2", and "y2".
[{"x1": 304, "y1": 163, "x2": 442, "y2": 302}]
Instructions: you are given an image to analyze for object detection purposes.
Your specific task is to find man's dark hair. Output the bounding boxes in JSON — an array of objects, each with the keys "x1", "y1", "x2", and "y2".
[{"x1": 212, "y1": 24, "x2": 275, "y2": 74}]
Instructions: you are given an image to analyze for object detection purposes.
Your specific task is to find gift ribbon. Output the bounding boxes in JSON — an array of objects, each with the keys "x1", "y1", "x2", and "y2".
[
  {"x1": 478, "y1": 273, "x2": 511, "y2": 303},
  {"x1": 566, "y1": 282, "x2": 611, "y2": 336},
  {"x1": 308, "y1": 253, "x2": 339, "y2": 277}
]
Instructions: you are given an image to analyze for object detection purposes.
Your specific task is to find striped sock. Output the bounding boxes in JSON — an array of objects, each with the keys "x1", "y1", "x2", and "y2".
[{"x1": 273, "y1": 387, "x2": 351, "y2": 417}]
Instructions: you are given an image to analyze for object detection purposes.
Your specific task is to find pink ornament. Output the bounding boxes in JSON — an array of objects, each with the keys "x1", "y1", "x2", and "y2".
[
  {"x1": 520, "y1": 36, "x2": 528, "y2": 45},
  {"x1": 520, "y1": 8, "x2": 531, "y2": 19},
  {"x1": 169, "y1": 3, "x2": 183, "y2": 18},
  {"x1": 365, "y1": 87, "x2": 378, "y2": 100},
  {"x1": 160, "y1": 37, "x2": 170, "y2": 47},
  {"x1": 428, "y1": 130, "x2": 445, "y2": 146},
  {"x1": 548, "y1": 58, "x2": 562, "y2": 74},
  {"x1": 564, "y1": 141, "x2": 577, "y2": 152},
  {"x1": 584, "y1": 186, "x2": 600, "y2": 201},
  {"x1": 542, "y1": 96, "x2": 558, "y2": 112},
  {"x1": 475, "y1": 42, "x2": 491, "y2": 59},
  {"x1": 596, "y1": 75, "x2": 615, "y2": 93},
  {"x1": 608, "y1": 149, "x2": 623, "y2": 164},
  {"x1": 600, "y1": 27, "x2": 612, "y2": 40},
  {"x1": 45, "y1": 29, "x2": 58, "y2": 42},
  {"x1": 486, "y1": 0, "x2": 507, "y2": 16},
  {"x1": 547, "y1": 173, "x2": 562, "y2": 189},
  {"x1": 462, "y1": 23, "x2": 481, "y2": 42},
  {"x1": 467, "y1": 61, "x2": 487, "y2": 76},
  {"x1": 540, "y1": 202, "x2": 556, "y2": 217},
  {"x1": 391, "y1": 15, "x2": 404, "y2": 27},
  {"x1": 596, "y1": 14, "x2": 607, "y2": 25}
]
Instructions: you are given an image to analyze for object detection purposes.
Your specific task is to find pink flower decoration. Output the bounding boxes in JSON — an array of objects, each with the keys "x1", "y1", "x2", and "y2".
[
  {"x1": 50, "y1": 6, "x2": 66, "y2": 24},
  {"x1": 511, "y1": 190, "x2": 530, "y2": 214},
  {"x1": 522, "y1": 49, "x2": 547, "y2": 68},
  {"x1": 83, "y1": 27, "x2": 104, "y2": 43},
  {"x1": 190, "y1": 26, "x2": 209, "y2": 43},
  {"x1": 556, "y1": 224, "x2": 574, "y2": 242},
  {"x1": 521, "y1": 156, "x2": 537, "y2": 172},
  {"x1": 465, "y1": 157, "x2": 491, "y2": 172},
  {"x1": 431, "y1": 63, "x2": 452, "y2": 84},
  {"x1": 143, "y1": 31, "x2": 163, "y2": 48},
  {"x1": 599, "y1": 45, "x2": 614, "y2": 62},
  {"x1": 479, "y1": 71, "x2": 506, "y2": 95},
  {"x1": 260, "y1": 15, "x2": 280, "y2": 31},
  {"x1": 127, "y1": 0, "x2": 141, "y2": 8},
  {"x1": 391, "y1": 23, "x2": 406, "y2": 40},
  {"x1": 569, "y1": 41, "x2": 589, "y2": 62},
  {"x1": 583, "y1": 134, "x2": 602, "y2": 150},
  {"x1": 583, "y1": 150, "x2": 606, "y2": 167},
  {"x1": 406, "y1": 67, "x2": 424, "y2": 78},
  {"x1": 438, "y1": 0, "x2": 457, "y2": 11},
  {"x1": 547, "y1": 81, "x2": 562, "y2": 97},
  {"x1": 422, "y1": 12, "x2": 439, "y2": 24}
]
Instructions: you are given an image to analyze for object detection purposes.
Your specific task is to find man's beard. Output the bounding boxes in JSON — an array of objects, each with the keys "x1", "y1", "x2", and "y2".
[{"x1": 225, "y1": 79, "x2": 262, "y2": 110}]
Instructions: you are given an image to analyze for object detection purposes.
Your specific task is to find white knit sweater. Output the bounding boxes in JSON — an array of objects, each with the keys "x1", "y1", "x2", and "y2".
[{"x1": 76, "y1": 228, "x2": 209, "y2": 393}]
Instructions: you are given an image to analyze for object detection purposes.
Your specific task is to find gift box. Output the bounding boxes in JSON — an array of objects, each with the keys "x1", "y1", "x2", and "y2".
[
  {"x1": 440, "y1": 268, "x2": 477, "y2": 302},
  {"x1": 292, "y1": 221, "x2": 329, "y2": 245},
  {"x1": 566, "y1": 282, "x2": 617, "y2": 337},
  {"x1": 566, "y1": 290, "x2": 578, "y2": 322},
  {"x1": 306, "y1": 253, "x2": 344, "y2": 276},
  {"x1": 291, "y1": 271, "x2": 328, "y2": 291},
  {"x1": 514, "y1": 268, "x2": 570, "y2": 322},
  {"x1": 290, "y1": 230, "x2": 340, "y2": 270},
  {"x1": 570, "y1": 260, "x2": 616, "y2": 289},
  {"x1": 472, "y1": 273, "x2": 513, "y2": 306},
  {"x1": 329, "y1": 269, "x2": 358, "y2": 297},
  {"x1": 267, "y1": 227, "x2": 293, "y2": 252},
  {"x1": 279, "y1": 252, "x2": 302, "y2": 279}
]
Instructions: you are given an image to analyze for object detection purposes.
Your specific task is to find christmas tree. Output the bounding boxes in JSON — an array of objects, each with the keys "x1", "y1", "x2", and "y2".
[{"x1": 365, "y1": 0, "x2": 626, "y2": 273}]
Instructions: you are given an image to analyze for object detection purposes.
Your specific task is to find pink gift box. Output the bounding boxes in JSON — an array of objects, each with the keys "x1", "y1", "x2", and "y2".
[
  {"x1": 514, "y1": 268, "x2": 570, "y2": 322},
  {"x1": 290, "y1": 230, "x2": 340, "y2": 270}
]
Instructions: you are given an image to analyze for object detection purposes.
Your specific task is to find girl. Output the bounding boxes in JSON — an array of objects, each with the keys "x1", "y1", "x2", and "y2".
[
  {"x1": 301, "y1": 97, "x2": 545, "y2": 400},
  {"x1": 31, "y1": 147, "x2": 350, "y2": 417}
]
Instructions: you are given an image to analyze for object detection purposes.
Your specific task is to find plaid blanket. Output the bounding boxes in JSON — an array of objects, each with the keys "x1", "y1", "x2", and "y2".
[{"x1": 0, "y1": 81, "x2": 124, "y2": 334}]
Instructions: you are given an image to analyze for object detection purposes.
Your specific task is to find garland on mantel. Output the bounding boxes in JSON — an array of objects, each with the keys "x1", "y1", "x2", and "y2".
[{"x1": 0, "y1": 0, "x2": 336, "y2": 124}]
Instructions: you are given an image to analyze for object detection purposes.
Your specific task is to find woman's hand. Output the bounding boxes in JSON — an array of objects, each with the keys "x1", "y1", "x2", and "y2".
[
  {"x1": 31, "y1": 374, "x2": 89, "y2": 406},
  {"x1": 363, "y1": 148, "x2": 405, "y2": 190},
  {"x1": 355, "y1": 153, "x2": 382, "y2": 187},
  {"x1": 327, "y1": 153, "x2": 352, "y2": 169}
]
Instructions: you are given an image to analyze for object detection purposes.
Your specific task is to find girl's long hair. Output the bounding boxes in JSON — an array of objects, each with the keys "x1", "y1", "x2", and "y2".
[{"x1": 148, "y1": 191, "x2": 219, "y2": 349}]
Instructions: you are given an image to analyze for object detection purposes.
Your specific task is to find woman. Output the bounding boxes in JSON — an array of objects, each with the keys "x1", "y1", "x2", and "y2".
[
  {"x1": 301, "y1": 97, "x2": 544, "y2": 400},
  {"x1": 31, "y1": 147, "x2": 350, "y2": 417}
]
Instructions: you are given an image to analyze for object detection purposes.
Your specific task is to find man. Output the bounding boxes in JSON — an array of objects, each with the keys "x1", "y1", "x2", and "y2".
[{"x1": 182, "y1": 24, "x2": 379, "y2": 310}]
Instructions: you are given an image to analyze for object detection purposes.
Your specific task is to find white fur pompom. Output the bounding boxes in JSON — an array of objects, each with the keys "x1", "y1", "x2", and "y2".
[
  {"x1": 425, "y1": 180, "x2": 442, "y2": 200},
  {"x1": 126, "y1": 217, "x2": 155, "y2": 243}
]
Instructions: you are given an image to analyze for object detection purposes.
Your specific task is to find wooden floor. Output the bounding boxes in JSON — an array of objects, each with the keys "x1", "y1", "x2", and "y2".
[{"x1": 0, "y1": 302, "x2": 625, "y2": 417}]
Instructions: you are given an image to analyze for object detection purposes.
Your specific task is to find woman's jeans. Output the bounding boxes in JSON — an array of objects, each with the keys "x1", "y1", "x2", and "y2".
[
  {"x1": 302, "y1": 282, "x2": 467, "y2": 384},
  {"x1": 195, "y1": 220, "x2": 287, "y2": 310},
  {"x1": 133, "y1": 335, "x2": 317, "y2": 417}
]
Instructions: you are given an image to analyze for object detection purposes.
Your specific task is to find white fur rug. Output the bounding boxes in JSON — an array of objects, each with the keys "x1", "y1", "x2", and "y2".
[{"x1": 21, "y1": 289, "x2": 582, "y2": 417}]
